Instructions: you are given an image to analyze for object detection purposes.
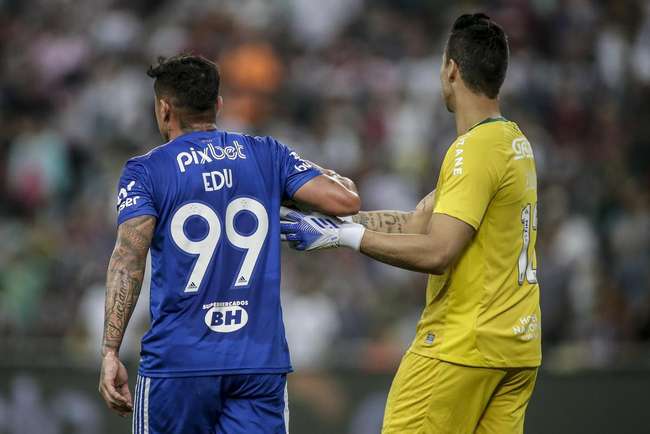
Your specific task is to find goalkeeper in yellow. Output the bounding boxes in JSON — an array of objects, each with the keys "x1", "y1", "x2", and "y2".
[{"x1": 281, "y1": 13, "x2": 540, "y2": 434}]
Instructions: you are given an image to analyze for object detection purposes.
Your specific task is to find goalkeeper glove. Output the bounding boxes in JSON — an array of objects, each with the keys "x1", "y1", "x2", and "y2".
[{"x1": 280, "y1": 206, "x2": 365, "y2": 251}]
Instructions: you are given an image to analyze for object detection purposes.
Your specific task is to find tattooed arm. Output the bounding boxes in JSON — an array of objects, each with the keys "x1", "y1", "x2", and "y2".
[
  {"x1": 351, "y1": 190, "x2": 436, "y2": 234},
  {"x1": 99, "y1": 215, "x2": 155, "y2": 416},
  {"x1": 102, "y1": 215, "x2": 155, "y2": 355},
  {"x1": 351, "y1": 211, "x2": 413, "y2": 234}
]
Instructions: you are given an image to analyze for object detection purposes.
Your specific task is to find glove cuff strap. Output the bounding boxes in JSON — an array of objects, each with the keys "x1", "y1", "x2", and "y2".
[{"x1": 339, "y1": 224, "x2": 365, "y2": 251}]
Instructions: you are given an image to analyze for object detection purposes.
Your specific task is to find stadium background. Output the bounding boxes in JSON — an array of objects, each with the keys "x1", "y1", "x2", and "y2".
[{"x1": 1, "y1": 0, "x2": 649, "y2": 432}]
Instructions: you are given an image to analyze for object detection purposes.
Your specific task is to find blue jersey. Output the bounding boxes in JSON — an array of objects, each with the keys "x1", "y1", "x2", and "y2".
[{"x1": 115, "y1": 130, "x2": 320, "y2": 377}]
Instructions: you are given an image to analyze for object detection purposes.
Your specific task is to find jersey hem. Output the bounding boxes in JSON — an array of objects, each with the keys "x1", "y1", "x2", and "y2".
[
  {"x1": 408, "y1": 347, "x2": 541, "y2": 368},
  {"x1": 138, "y1": 366, "x2": 294, "y2": 378}
]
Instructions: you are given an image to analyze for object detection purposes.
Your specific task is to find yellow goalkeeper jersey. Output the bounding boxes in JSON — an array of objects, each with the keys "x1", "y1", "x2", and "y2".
[{"x1": 410, "y1": 117, "x2": 541, "y2": 368}]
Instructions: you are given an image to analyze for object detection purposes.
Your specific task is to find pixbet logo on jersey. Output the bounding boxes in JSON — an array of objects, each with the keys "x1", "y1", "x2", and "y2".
[
  {"x1": 203, "y1": 300, "x2": 249, "y2": 333},
  {"x1": 176, "y1": 140, "x2": 246, "y2": 173}
]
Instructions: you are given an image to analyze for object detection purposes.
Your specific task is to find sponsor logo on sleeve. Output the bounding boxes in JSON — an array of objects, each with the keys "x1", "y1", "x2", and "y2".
[
  {"x1": 289, "y1": 151, "x2": 313, "y2": 172},
  {"x1": 512, "y1": 137, "x2": 534, "y2": 160},
  {"x1": 117, "y1": 180, "x2": 140, "y2": 213}
]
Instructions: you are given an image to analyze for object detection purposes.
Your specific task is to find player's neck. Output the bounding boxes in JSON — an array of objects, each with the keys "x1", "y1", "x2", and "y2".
[
  {"x1": 167, "y1": 122, "x2": 218, "y2": 141},
  {"x1": 454, "y1": 95, "x2": 501, "y2": 136}
]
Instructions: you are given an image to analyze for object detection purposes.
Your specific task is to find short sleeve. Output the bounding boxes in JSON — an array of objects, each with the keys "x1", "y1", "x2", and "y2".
[
  {"x1": 433, "y1": 136, "x2": 502, "y2": 230},
  {"x1": 271, "y1": 138, "x2": 321, "y2": 198},
  {"x1": 116, "y1": 160, "x2": 158, "y2": 226}
]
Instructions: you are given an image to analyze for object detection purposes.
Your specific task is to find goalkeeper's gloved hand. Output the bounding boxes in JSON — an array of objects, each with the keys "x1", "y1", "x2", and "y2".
[{"x1": 280, "y1": 206, "x2": 365, "y2": 251}]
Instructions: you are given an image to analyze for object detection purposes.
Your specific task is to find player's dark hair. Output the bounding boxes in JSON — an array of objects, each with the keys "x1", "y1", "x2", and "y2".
[
  {"x1": 147, "y1": 54, "x2": 220, "y2": 113},
  {"x1": 445, "y1": 13, "x2": 509, "y2": 99}
]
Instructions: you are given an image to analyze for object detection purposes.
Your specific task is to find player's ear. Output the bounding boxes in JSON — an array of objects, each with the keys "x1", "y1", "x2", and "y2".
[
  {"x1": 447, "y1": 58, "x2": 459, "y2": 84},
  {"x1": 215, "y1": 96, "x2": 223, "y2": 117},
  {"x1": 160, "y1": 98, "x2": 171, "y2": 123}
]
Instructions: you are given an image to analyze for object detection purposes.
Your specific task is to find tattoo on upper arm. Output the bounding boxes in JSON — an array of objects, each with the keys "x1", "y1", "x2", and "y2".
[{"x1": 102, "y1": 215, "x2": 155, "y2": 354}]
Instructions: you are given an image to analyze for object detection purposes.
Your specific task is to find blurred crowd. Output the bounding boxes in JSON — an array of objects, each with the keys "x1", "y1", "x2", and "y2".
[{"x1": 1, "y1": 0, "x2": 649, "y2": 373}]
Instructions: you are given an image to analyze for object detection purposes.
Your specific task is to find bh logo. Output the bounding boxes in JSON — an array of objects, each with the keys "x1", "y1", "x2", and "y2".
[{"x1": 204, "y1": 305, "x2": 248, "y2": 333}]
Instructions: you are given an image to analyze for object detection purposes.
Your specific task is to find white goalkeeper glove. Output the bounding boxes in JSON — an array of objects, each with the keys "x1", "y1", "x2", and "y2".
[{"x1": 280, "y1": 206, "x2": 365, "y2": 251}]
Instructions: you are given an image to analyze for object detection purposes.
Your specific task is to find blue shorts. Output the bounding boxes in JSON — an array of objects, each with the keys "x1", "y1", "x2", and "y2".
[{"x1": 132, "y1": 373, "x2": 288, "y2": 434}]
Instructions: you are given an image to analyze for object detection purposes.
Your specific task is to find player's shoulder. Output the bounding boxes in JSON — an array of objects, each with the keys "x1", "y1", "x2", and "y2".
[
  {"x1": 122, "y1": 143, "x2": 167, "y2": 171},
  {"x1": 238, "y1": 133, "x2": 295, "y2": 160},
  {"x1": 190, "y1": 130, "x2": 285, "y2": 153},
  {"x1": 120, "y1": 138, "x2": 186, "y2": 182},
  {"x1": 443, "y1": 120, "x2": 520, "y2": 174},
  {"x1": 453, "y1": 119, "x2": 525, "y2": 157},
  {"x1": 124, "y1": 131, "x2": 287, "y2": 170},
  {"x1": 465, "y1": 119, "x2": 525, "y2": 145},
  {"x1": 241, "y1": 133, "x2": 284, "y2": 149}
]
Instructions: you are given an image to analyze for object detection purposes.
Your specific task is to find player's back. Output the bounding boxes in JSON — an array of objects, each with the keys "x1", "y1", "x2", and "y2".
[
  {"x1": 410, "y1": 118, "x2": 541, "y2": 368},
  {"x1": 116, "y1": 130, "x2": 320, "y2": 377}
]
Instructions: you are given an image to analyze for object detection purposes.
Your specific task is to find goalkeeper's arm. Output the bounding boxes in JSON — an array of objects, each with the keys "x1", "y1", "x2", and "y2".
[{"x1": 351, "y1": 190, "x2": 436, "y2": 234}]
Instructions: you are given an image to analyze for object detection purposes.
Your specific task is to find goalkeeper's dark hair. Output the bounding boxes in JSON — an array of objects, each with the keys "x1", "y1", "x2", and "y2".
[
  {"x1": 445, "y1": 13, "x2": 509, "y2": 99},
  {"x1": 147, "y1": 54, "x2": 220, "y2": 113}
]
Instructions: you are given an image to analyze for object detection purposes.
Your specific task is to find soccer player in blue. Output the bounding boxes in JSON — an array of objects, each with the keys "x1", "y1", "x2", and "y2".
[{"x1": 98, "y1": 54, "x2": 360, "y2": 433}]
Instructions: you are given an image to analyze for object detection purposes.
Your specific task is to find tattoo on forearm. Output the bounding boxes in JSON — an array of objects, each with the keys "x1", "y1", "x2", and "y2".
[
  {"x1": 352, "y1": 190, "x2": 436, "y2": 235},
  {"x1": 353, "y1": 211, "x2": 412, "y2": 234},
  {"x1": 102, "y1": 216, "x2": 155, "y2": 355}
]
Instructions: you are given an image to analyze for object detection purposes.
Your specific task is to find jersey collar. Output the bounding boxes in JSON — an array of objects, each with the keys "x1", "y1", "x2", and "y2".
[{"x1": 468, "y1": 116, "x2": 508, "y2": 132}]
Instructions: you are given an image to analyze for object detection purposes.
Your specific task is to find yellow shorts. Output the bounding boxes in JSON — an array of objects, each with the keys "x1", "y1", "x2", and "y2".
[{"x1": 382, "y1": 351, "x2": 538, "y2": 434}]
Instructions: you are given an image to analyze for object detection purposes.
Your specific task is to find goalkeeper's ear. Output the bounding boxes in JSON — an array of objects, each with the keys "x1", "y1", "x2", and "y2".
[{"x1": 292, "y1": 174, "x2": 361, "y2": 217}]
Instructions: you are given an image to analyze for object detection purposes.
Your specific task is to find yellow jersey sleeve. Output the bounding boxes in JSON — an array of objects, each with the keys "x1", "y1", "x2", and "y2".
[{"x1": 433, "y1": 133, "x2": 504, "y2": 230}]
